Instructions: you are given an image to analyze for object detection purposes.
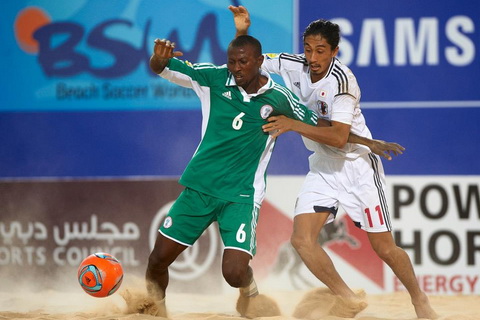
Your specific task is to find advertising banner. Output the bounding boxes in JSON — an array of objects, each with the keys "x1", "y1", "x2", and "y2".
[
  {"x1": 1, "y1": 176, "x2": 478, "y2": 294},
  {"x1": 1, "y1": 0, "x2": 295, "y2": 111},
  {"x1": 261, "y1": 176, "x2": 480, "y2": 295},
  {"x1": 299, "y1": 0, "x2": 480, "y2": 104},
  {"x1": 0, "y1": 179, "x2": 225, "y2": 293}
]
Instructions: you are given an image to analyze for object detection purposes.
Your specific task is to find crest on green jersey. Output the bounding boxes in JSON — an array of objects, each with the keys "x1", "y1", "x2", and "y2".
[{"x1": 260, "y1": 104, "x2": 273, "y2": 119}]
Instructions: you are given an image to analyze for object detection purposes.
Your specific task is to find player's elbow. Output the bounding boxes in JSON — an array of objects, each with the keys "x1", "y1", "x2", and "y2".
[
  {"x1": 329, "y1": 126, "x2": 350, "y2": 148},
  {"x1": 331, "y1": 135, "x2": 348, "y2": 148}
]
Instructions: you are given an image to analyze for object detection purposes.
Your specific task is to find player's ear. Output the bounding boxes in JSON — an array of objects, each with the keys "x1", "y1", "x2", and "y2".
[
  {"x1": 257, "y1": 54, "x2": 264, "y2": 68},
  {"x1": 332, "y1": 46, "x2": 339, "y2": 57}
]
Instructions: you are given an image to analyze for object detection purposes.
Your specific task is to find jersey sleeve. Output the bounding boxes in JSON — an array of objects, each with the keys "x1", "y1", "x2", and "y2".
[
  {"x1": 271, "y1": 84, "x2": 318, "y2": 125},
  {"x1": 261, "y1": 53, "x2": 282, "y2": 75},
  {"x1": 159, "y1": 58, "x2": 219, "y2": 88},
  {"x1": 296, "y1": 102, "x2": 318, "y2": 125},
  {"x1": 331, "y1": 67, "x2": 360, "y2": 125},
  {"x1": 330, "y1": 94, "x2": 357, "y2": 125}
]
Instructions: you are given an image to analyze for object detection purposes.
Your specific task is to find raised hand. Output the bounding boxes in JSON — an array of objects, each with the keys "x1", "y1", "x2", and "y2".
[
  {"x1": 228, "y1": 5, "x2": 251, "y2": 36},
  {"x1": 153, "y1": 38, "x2": 183, "y2": 60},
  {"x1": 150, "y1": 38, "x2": 184, "y2": 74}
]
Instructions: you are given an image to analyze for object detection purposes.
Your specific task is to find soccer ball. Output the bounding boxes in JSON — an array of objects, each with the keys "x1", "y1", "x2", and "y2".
[{"x1": 77, "y1": 252, "x2": 124, "y2": 298}]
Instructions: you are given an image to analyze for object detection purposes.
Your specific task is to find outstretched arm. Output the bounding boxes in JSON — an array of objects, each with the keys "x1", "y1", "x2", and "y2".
[
  {"x1": 264, "y1": 115, "x2": 350, "y2": 149},
  {"x1": 228, "y1": 5, "x2": 250, "y2": 37},
  {"x1": 264, "y1": 115, "x2": 405, "y2": 160},
  {"x1": 150, "y1": 39, "x2": 184, "y2": 74}
]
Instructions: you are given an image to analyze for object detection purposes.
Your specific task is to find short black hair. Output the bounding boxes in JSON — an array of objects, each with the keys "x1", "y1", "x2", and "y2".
[
  {"x1": 303, "y1": 19, "x2": 340, "y2": 50},
  {"x1": 228, "y1": 35, "x2": 262, "y2": 57}
]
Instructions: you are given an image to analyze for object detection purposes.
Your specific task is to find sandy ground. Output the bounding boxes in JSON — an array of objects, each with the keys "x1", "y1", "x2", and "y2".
[{"x1": 0, "y1": 283, "x2": 479, "y2": 320}]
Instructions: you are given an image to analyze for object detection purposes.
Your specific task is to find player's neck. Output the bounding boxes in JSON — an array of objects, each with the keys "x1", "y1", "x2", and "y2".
[
  {"x1": 310, "y1": 71, "x2": 327, "y2": 83},
  {"x1": 242, "y1": 74, "x2": 267, "y2": 94}
]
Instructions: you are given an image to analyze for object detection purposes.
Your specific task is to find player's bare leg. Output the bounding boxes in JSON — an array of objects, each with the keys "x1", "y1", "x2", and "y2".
[
  {"x1": 291, "y1": 212, "x2": 367, "y2": 317},
  {"x1": 368, "y1": 232, "x2": 438, "y2": 319},
  {"x1": 223, "y1": 249, "x2": 281, "y2": 318},
  {"x1": 139, "y1": 234, "x2": 187, "y2": 317}
]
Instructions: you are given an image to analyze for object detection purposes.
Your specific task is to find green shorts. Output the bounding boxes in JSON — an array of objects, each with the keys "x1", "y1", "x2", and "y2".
[{"x1": 160, "y1": 188, "x2": 260, "y2": 256}]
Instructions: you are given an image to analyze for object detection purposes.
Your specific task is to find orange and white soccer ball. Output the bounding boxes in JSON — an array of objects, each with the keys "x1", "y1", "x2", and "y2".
[{"x1": 77, "y1": 252, "x2": 124, "y2": 297}]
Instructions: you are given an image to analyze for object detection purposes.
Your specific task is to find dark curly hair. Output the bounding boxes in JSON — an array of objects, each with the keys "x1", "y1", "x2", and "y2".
[
  {"x1": 228, "y1": 35, "x2": 262, "y2": 57},
  {"x1": 303, "y1": 19, "x2": 340, "y2": 50}
]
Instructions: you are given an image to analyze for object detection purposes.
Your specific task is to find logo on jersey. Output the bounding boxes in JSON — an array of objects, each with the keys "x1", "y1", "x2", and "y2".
[
  {"x1": 316, "y1": 100, "x2": 328, "y2": 116},
  {"x1": 265, "y1": 53, "x2": 279, "y2": 59},
  {"x1": 222, "y1": 91, "x2": 232, "y2": 100},
  {"x1": 293, "y1": 81, "x2": 301, "y2": 89},
  {"x1": 319, "y1": 90, "x2": 327, "y2": 98},
  {"x1": 260, "y1": 104, "x2": 273, "y2": 119},
  {"x1": 163, "y1": 216, "x2": 173, "y2": 229}
]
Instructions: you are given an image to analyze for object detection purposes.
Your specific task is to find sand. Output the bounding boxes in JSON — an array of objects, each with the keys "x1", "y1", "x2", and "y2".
[{"x1": 0, "y1": 283, "x2": 479, "y2": 320}]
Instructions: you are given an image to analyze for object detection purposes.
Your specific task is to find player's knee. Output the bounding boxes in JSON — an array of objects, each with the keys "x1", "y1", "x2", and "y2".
[
  {"x1": 147, "y1": 249, "x2": 170, "y2": 272},
  {"x1": 372, "y1": 244, "x2": 397, "y2": 263},
  {"x1": 290, "y1": 232, "x2": 315, "y2": 253},
  {"x1": 222, "y1": 264, "x2": 248, "y2": 288}
]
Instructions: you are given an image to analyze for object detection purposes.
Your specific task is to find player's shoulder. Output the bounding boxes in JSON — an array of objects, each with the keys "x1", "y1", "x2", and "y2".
[
  {"x1": 194, "y1": 62, "x2": 229, "y2": 82},
  {"x1": 326, "y1": 58, "x2": 359, "y2": 94},
  {"x1": 269, "y1": 82, "x2": 300, "y2": 104},
  {"x1": 192, "y1": 62, "x2": 226, "y2": 71},
  {"x1": 264, "y1": 53, "x2": 308, "y2": 68},
  {"x1": 171, "y1": 59, "x2": 225, "y2": 73},
  {"x1": 328, "y1": 58, "x2": 357, "y2": 79}
]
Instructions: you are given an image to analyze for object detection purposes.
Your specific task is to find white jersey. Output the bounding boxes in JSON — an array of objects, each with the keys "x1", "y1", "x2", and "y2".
[{"x1": 262, "y1": 53, "x2": 371, "y2": 159}]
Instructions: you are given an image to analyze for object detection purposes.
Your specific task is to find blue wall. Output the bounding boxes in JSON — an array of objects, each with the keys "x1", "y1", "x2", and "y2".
[{"x1": 1, "y1": 0, "x2": 479, "y2": 178}]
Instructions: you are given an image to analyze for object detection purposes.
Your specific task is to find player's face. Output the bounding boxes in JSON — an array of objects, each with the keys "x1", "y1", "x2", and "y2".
[
  {"x1": 227, "y1": 44, "x2": 263, "y2": 92},
  {"x1": 303, "y1": 34, "x2": 339, "y2": 83}
]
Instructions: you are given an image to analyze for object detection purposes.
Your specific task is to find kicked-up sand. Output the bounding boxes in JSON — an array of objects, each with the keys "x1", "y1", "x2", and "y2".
[{"x1": 0, "y1": 282, "x2": 478, "y2": 320}]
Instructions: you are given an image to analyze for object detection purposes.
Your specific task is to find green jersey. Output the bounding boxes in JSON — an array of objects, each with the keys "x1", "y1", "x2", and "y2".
[{"x1": 160, "y1": 58, "x2": 318, "y2": 204}]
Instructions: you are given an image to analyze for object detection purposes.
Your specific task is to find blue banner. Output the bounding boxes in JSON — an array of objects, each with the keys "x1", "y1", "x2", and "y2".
[
  {"x1": 0, "y1": 0, "x2": 479, "y2": 178},
  {"x1": 299, "y1": 0, "x2": 480, "y2": 104},
  {"x1": 1, "y1": 0, "x2": 295, "y2": 111}
]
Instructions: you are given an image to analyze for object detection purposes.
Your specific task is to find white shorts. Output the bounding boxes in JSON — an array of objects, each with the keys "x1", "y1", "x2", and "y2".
[{"x1": 294, "y1": 152, "x2": 392, "y2": 233}]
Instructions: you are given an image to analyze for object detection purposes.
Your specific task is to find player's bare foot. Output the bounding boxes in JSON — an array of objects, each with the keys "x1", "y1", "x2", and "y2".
[
  {"x1": 236, "y1": 293, "x2": 281, "y2": 318},
  {"x1": 412, "y1": 293, "x2": 438, "y2": 319},
  {"x1": 330, "y1": 292, "x2": 368, "y2": 318},
  {"x1": 120, "y1": 288, "x2": 167, "y2": 318}
]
